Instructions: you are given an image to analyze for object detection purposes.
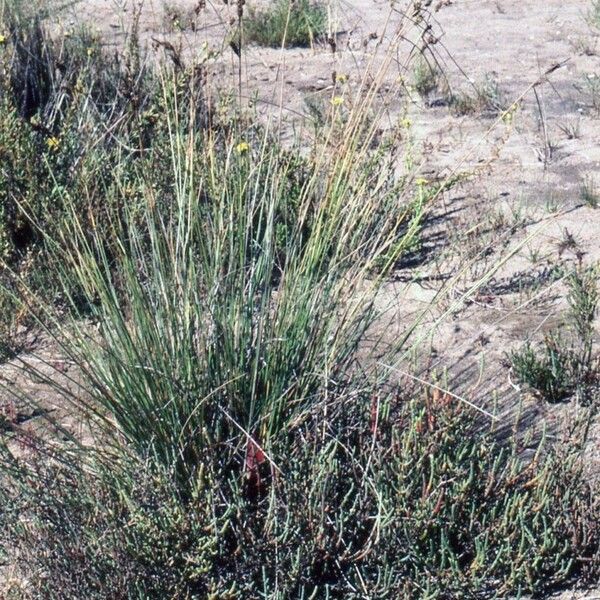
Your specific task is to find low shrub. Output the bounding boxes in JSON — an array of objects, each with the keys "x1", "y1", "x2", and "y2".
[
  {"x1": 509, "y1": 267, "x2": 599, "y2": 404},
  {"x1": 412, "y1": 56, "x2": 442, "y2": 98},
  {"x1": 510, "y1": 336, "x2": 581, "y2": 403},
  {"x1": 2, "y1": 394, "x2": 598, "y2": 599},
  {"x1": 0, "y1": 0, "x2": 205, "y2": 352}
]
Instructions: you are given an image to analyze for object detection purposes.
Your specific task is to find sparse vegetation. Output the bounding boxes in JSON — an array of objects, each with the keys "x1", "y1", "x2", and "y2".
[
  {"x1": 588, "y1": 0, "x2": 600, "y2": 28},
  {"x1": 581, "y1": 175, "x2": 600, "y2": 208},
  {"x1": 244, "y1": 0, "x2": 327, "y2": 48},
  {"x1": 162, "y1": 1, "x2": 202, "y2": 32},
  {"x1": 558, "y1": 117, "x2": 582, "y2": 140},
  {"x1": 412, "y1": 56, "x2": 442, "y2": 98},
  {"x1": 450, "y1": 73, "x2": 506, "y2": 116},
  {"x1": 576, "y1": 72, "x2": 600, "y2": 115},
  {"x1": 509, "y1": 267, "x2": 599, "y2": 405},
  {"x1": 0, "y1": 1, "x2": 599, "y2": 598}
]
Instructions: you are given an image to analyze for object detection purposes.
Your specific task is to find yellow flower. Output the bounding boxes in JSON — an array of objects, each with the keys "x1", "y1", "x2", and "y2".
[
  {"x1": 335, "y1": 73, "x2": 348, "y2": 83},
  {"x1": 236, "y1": 141, "x2": 249, "y2": 154},
  {"x1": 0, "y1": 33, "x2": 7, "y2": 44},
  {"x1": 46, "y1": 136, "x2": 60, "y2": 150},
  {"x1": 331, "y1": 96, "x2": 344, "y2": 107},
  {"x1": 502, "y1": 105, "x2": 517, "y2": 125},
  {"x1": 400, "y1": 117, "x2": 412, "y2": 129},
  {"x1": 415, "y1": 177, "x2": 429, "y2": 186},
  {"x1": 87, "y1": 47, "x2": 94, "y2": 57}
]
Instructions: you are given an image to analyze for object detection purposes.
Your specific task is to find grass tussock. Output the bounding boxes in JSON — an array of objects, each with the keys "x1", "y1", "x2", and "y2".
[
  {"x1": 412, "y1": 56, "x2": 442, "y2": 98},
  {"x1": 244, "y1": 0, "x2": 327, "y2": 48},
  {"x1": 0, "y1": 2, "x2": 598, "y2": 598},
  {"x1": 581, "y1": 175, "x2": 600, "y2": 208}
]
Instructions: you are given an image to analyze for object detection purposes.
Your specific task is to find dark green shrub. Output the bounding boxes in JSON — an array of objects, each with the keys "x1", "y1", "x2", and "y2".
[
  {"x1": 509, "y1": 268, "x2": 599, "y2": 405},
  {"x1": 509, "y1": 337, "x2": 579, "y2": 403},
  {"x1": 1, "y1": 395, "x2": 598, "y2": 598}
]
